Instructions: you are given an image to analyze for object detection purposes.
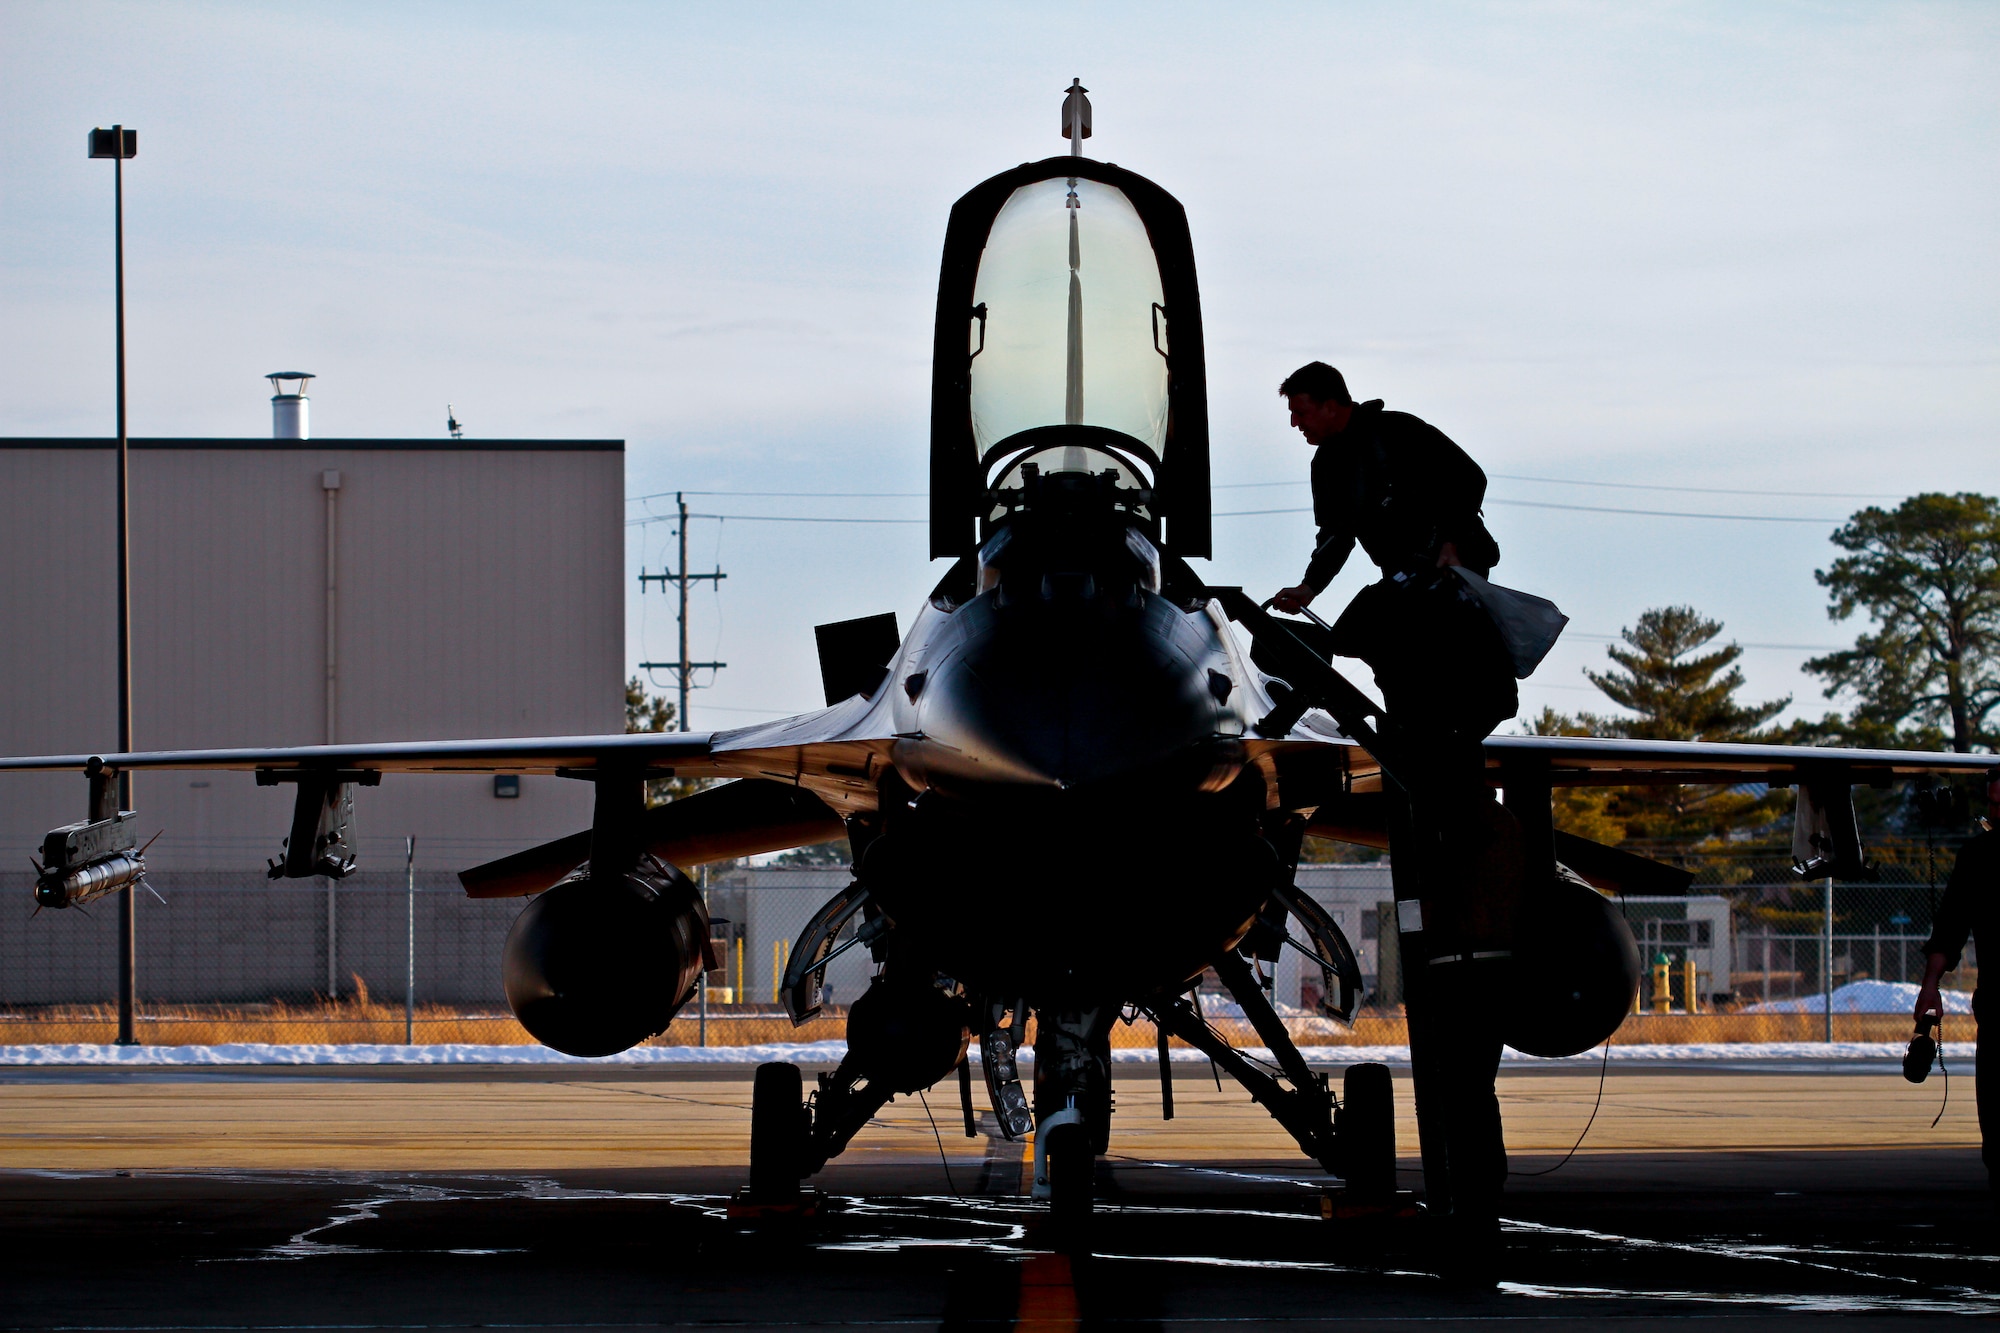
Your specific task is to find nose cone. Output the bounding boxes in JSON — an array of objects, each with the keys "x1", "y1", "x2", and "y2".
[{"x1": 898, "y1": 596, "x2": 1236, "y2": 793}]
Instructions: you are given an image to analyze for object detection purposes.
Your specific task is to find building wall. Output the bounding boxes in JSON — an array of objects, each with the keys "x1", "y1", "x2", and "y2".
[
  {"x1": 0, "y1": 439, "x2": 622, "y2": 876},
  {"x1": 704, "y1": 866, "x2": 872, "y2": 1008},
  {"x1": 1287, "y1": 865, "x2": 1394, "y2": 1010},
  {"x1": 0, "y1": 870, "x2": 519, "y2": 1007}
]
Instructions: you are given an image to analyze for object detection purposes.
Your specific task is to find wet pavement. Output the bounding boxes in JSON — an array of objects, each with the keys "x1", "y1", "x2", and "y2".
[
  {"x1": 1, "y1": 1154, "x2": 1996, "y2": 1329},
  {"x1": 0, "y1": 1063, "x2": 1992, "y2": 1327}
]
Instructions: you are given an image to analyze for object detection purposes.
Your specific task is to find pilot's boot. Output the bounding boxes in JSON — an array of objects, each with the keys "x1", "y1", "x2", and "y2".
[{"x1": 1425, "y1": 956, "x2": 1510, "y2": 1288}]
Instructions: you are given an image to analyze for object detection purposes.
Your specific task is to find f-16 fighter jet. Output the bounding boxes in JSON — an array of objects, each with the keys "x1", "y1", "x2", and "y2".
[{"x1": 6, "y1": 83, "x2": 1989, "y2": 1264}]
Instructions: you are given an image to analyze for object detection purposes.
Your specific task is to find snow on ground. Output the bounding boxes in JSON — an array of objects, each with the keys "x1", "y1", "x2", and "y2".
[
  {"x1": 0, "y1": 1040, "x2": 1970, "y2": 1066},
  {"x1": 1742, "y1": 979, "x2": 1973, "y2": 1015},
  {"x1": 0, "y1": 1042, "x2": 853, "y2": 1067}
]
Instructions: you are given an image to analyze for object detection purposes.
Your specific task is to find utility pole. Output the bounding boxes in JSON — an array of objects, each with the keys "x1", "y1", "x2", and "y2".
[
  {"x1": 638, "y1": 493, "x2": 725, "y2": 730},
  {"x1": 1824, "y1": 875, "x2": 1835, "y2": 1045},
  {"x1": 89, "y1": 125, "x2": 139, "y2": 1046},
  {"x1": 405, "y1": 836, "x2": 416, "y2": 1046}
]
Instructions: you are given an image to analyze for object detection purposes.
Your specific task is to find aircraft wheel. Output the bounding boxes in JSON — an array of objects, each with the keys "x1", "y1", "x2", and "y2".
[
  {"x1": 1044, "y1": 1121, "x2": 1094, "y2": 1232},
  {"x1": 1340, "y1": 1062, "x2": 1396, "y2": 1199},
  {"x1": 749, "y1": 1061, "x2": 806, "y2": 1200}
]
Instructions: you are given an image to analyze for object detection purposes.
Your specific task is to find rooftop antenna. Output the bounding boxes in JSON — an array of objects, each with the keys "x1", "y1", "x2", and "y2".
[{"x1": 446, "y1": 405, "x2": 463, "y2": 440}]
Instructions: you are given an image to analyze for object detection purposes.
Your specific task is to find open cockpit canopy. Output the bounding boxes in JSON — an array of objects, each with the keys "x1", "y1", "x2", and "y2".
[{"x1": 930, "y1": 157, "x2": 1209, "y2": 559}]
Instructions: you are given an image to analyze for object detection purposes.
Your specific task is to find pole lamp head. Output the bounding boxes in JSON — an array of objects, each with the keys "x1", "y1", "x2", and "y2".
[{"x1": 88, "y1": 127, "x2": 137, "y2": 160}]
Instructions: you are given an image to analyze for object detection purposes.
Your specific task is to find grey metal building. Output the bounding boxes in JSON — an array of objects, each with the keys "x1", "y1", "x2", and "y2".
[{"x1": 0, "y1": 435, "x2": 623, "y2": 876}]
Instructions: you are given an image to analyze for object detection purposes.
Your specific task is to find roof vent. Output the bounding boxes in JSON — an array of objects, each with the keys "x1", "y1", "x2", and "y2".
[{"x1": 267, "y1": 372, "x2": 314, "y2": 440}]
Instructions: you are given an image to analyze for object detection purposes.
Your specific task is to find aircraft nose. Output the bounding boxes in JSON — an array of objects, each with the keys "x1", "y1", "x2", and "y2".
[{"x1": 898, "y1": 609, "x2": 1236, "y2": 792}]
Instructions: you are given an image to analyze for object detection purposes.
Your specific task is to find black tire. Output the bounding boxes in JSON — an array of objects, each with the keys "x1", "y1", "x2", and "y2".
[
  {"x1": 749, "y1": 1061, "x2": 805, "y2": 1200},
  {"x1": 1045, "y1": 1121, "x2": 1094, "y2": 1228},
  {"x1": 1340, "y1": 1062, "x2": 1396, "y2": 1199}
]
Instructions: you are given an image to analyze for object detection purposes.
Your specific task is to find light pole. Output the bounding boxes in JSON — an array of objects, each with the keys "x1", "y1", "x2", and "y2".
[{"x1": 88, "y1": 125, "x2": 138, "y2": 1046}]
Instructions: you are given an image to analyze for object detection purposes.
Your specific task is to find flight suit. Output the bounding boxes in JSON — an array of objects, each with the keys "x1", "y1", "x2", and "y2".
[
  {"x1": 1265, "y1": 399, "x2": 1519, "y2": 1259},
  {"x1": 1299, "y1": 400, "x2": 1513, "y2": 738},
  {"x1": 1254, "y1": 399, "x2": 1516, "y2": 740},
  {"x1": 1920, "y1": 827, "x2": 2000, "y2": 1186}
]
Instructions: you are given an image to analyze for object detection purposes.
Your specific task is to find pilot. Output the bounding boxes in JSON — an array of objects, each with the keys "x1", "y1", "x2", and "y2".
[
  {"x1": 1914, "y1": 767, "x2": 2000, "y2": 1192},
  {"x1": 1267, "y1": 360, "x2": 1518, "y2": 1275},
  {"x1": 1269, "y1": 361, "x2": 1511, "y2": 730}
]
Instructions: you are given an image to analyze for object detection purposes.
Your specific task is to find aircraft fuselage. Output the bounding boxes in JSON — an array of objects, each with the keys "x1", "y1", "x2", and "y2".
[{"x1": 860, "y1": 473, "x2": 1282, "y2": 1003}]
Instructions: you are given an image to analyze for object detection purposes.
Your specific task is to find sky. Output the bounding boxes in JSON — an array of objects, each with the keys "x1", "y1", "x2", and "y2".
[{"x1": 4, "y1": 2, "x2": 1996, "y2": 732}]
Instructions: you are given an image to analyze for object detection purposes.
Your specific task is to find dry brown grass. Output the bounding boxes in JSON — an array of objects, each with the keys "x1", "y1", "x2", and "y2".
[
  {"x1": 0, "y1": 1001, "x2": 1941, "y2": 1050},
  {"x1": 0, "y1": 998, "x2": 534, "y2": 1047}
]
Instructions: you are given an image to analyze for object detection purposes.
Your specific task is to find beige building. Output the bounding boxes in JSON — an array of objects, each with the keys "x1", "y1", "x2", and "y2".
[{"x1": 0, "y1": 435, "x2": 623, "y2": 877}]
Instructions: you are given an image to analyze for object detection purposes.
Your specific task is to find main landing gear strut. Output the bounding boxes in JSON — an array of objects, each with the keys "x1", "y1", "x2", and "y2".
[
  {"x1": 744, "y1": 955, "x2": 1397, "y2": 1226},
  {"x1": 1146, "y1": 951, "x2": 1396, "y2": 1198}
]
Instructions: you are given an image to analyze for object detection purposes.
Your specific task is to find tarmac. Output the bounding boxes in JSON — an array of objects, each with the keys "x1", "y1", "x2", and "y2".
[{"x1": 0, "y1": 1059, "x2": 1993, "y2": 1329}]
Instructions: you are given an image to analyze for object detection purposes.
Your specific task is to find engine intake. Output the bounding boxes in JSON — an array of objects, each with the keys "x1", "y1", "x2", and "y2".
[
  {"x1": 502, "y1": 858, "x2": 711, "y2": 1058},
  {"x1": 1503, "y1": 870, "x2": 1642, "y2": 1059}
]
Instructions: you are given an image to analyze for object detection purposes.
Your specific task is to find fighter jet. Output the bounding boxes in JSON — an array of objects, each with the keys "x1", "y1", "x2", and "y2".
[{"x1": 8, "y1": 85, "x2": 1991, "y2": 1224}]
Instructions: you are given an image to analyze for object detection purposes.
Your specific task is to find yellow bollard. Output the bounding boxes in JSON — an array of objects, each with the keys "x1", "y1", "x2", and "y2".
[
  {"x1": 772, "y1": 940, "x2": 791, "y2": 1004},
  {"x1": 1652, "y1": 954, "x2": 1673, "y2": 1014},
  {"x1": 1683, "y1": 958, "x2": 1700, "y2": 1015},
  {"x1": 735, "y1": 937, "x2": 744, "y2": 1005}
]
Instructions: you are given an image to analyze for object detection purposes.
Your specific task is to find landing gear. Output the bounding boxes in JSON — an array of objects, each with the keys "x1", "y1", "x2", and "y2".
[
  {"x1": 1148, "y1": 958, "x2": 1341, "y2": 1173},
  {"x1": 749, "y1": 1062, "x2": 808, "y2": 1201},
  {"x1": 1338, "y1": 1062, "x2": 1396, "y2": 1198},
  {"x1": 1027, "y1": 1007, "x2": 1116, "y2": 1245},
  {"x1": 1043, "y1": 1119, "x2": 1094, "y2": 1229},
  {"x1": 742, "y1": 971, "x2": 971, "y2": 1206}
]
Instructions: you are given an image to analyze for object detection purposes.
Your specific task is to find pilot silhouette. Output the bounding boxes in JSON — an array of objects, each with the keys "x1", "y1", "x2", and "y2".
[{"x1": 1269, "y1": 360, "x2": 1520, "y2": 1276}]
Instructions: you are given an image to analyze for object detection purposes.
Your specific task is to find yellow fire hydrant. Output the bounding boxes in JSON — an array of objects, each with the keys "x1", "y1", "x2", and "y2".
[{"x1": 1652, "y1": 953, "x2": 1674, "y2": 1014}]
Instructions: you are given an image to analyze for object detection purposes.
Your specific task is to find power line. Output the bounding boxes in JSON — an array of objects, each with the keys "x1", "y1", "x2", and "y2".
[
  {"x1": 1202, "y1": 475, "x2": 1894, "y2": 500},
  {"x1": 627, "y1": 512, "x2": 925, "y2": 527},
  {"x1": 628, "y1": 501, "x2": 1840, "y2": 526},
  {"x1": 1568, "y1": 632, "x2": 1841, "y2": 651},
  {"x1": 634, "y1": 477, "x2": 1897, "y2": 502},
  {"x1": 682, "y1": 702, "x2": 817, "y2": 716},
  {"x1": 629, "y1": 488, "x2": 925, "y2": 503},
  {"x1": 1488, "y1": 473, "x2": 1898, "y2": 501},
  {"x1": 1492, "y1": 498, "x2": 1840, "y2": 523},
  {"x1": 1211, "y1": 500, "x2": 1841, "y2": 523}
]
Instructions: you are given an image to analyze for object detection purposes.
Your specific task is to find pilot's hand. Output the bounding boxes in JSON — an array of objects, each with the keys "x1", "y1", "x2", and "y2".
[
  {"x1": 1915, "y1": 952, "x2": 1950, "y2": 1025},
  {"x1": 1272, "y1": 584, "x2": 1317, "y2": 615}
]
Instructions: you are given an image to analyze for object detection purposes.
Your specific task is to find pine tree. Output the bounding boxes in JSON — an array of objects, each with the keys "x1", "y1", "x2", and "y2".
[
  {"x1": 625, "y1": 674, "x2": 676, "y2": 733},
  {"x1": 1803, "y1": 493, "x2": 2000, "y2": 753},
  {"x1": 1585, "y1": 607, "x2": 1788, "y2": 742},
  {"x1": 623, "y1": 675, "x2": 704, "y2": 807},
  {"x1": 1534, "y1": 608, "x2": 1792, "y2": 846}
]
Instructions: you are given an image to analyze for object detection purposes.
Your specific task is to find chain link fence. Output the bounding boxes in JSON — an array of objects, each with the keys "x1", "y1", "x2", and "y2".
[{"x1": 0, "y1": 837, "x2": 1981, "y2": 1049}]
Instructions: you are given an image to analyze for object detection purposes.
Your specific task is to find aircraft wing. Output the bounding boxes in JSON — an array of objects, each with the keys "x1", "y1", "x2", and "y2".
[
  {"x1": 0, "y1": 688, "x2": 894, "y2": 783},
  {"x1": 1222, "y1": 587, "x2": 1993, "y2": 791},
  {"x1": 1, "y1": 690, "x2": 903, "y2": 899},
  {"x1": 0, "y1": 730, "x2": 724, "y2": 776},
  {"x1": 1253, "y1": 729, "x2": 1992, "y2": 803},
  {"x1": 1259, "y1": 729, "x2": 1991, "y2": 889},
  {"x1": 1481, "y1": 733, "x2": 1996, "y2": 785}
]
